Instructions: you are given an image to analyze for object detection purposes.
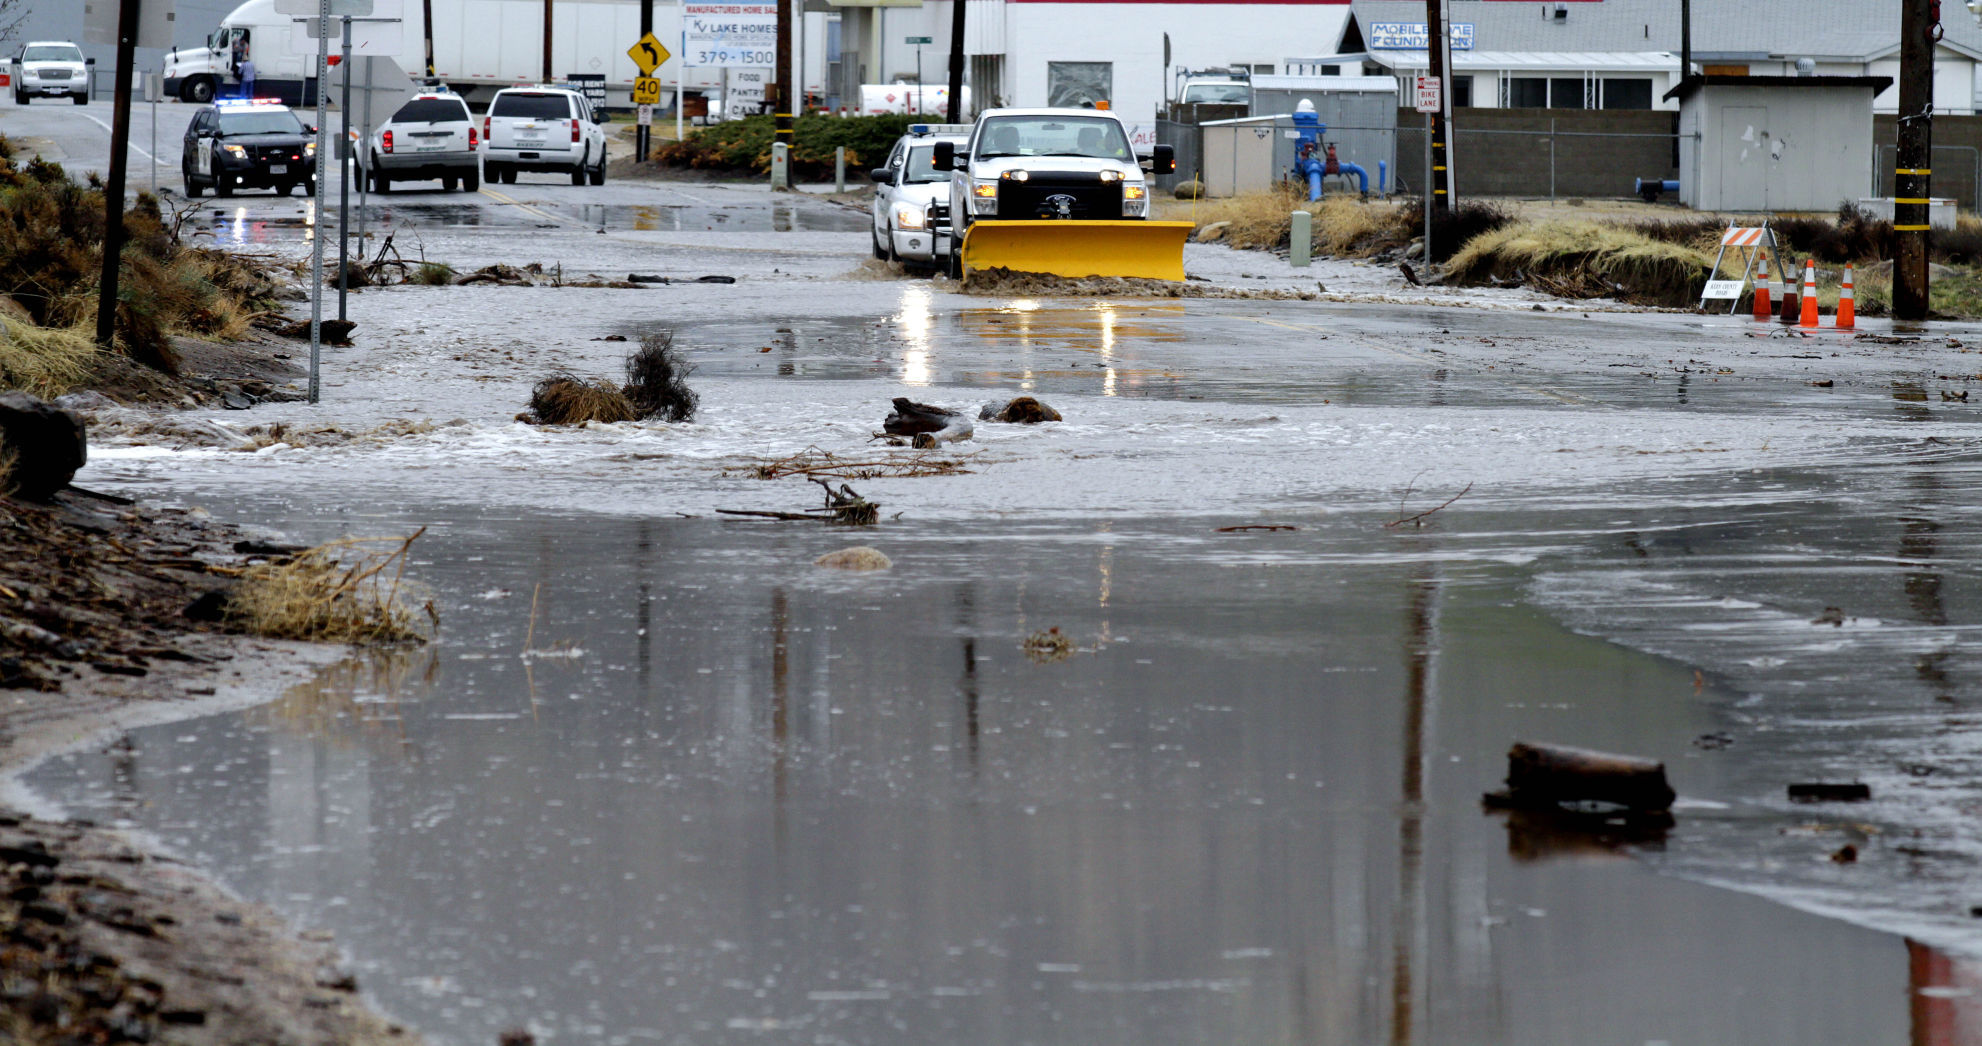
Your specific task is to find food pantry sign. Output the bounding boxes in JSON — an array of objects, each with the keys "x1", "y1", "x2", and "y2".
[{"x1": 686, "y1": 2, "x2": 776, "y2": 68}]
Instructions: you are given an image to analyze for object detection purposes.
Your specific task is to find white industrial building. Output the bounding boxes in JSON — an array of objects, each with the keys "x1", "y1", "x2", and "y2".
[
  {"x1": 1286, "y1": 0, "x2": 1982, "y2": 115},
  {"x1": 824, "y1": 0, "x2": 1353, "y2": 146}
]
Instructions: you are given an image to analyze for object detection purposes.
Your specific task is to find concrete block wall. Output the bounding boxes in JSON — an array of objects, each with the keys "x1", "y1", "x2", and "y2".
[{"x1": 1390, "y1": 108, "x2": 1679, "y2": 201}]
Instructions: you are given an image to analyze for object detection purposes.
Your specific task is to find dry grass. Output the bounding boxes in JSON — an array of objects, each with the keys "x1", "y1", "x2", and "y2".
[
  {"x1": 1311, "y1": 196, "x2": 1414, "y2": 256},
  {"x1": 410, "y1": 262, "x2": 456, "y2": 286},
  {"x1": 1176, "y1": 183, "x2": 1314, "y2": 250},
  {"x1": 1445, "y1": 220, "x2": 1714, "y2": 306},
  {"x1": 526, "y1": 375, "x2": 637, "y2": 425},
  {"x1": 228, "y1": 531, "x2": 435, "y2": 645},
  {"x1": 623, "y1": 331, "x2": 698, "y2": 422},
  {"x1": 0, "y1": 320, "x2": 97, "y2": 396}
]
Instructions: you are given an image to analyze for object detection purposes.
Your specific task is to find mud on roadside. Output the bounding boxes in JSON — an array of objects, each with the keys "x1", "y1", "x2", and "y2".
[{"x1": 0, "y1": 488, "x2": 425, "y2": 1045}]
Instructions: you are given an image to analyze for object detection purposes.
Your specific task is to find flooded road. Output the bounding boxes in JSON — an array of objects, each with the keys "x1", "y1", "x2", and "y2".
[
  {"x1": 24, "y1": 135, "x2": 1982, "y2": 1041},
  {"x1": 26, "y1": 507, "x2": 1928, "y2": 1045}
]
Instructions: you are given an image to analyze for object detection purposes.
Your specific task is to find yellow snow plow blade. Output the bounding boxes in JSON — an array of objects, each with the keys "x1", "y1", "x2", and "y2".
[{"x1": 961, "y1": 220, "x2": 1195, "y2": 282}]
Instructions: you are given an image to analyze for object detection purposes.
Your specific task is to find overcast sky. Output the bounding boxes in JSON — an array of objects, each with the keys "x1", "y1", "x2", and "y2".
[{"x1": 11, "y1": 0, "x2": 244, "y2": 66}]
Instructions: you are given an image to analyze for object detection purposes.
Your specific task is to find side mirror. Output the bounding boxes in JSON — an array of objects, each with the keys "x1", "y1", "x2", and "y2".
[
  {"x1": 86, "y1": 57, "x2": 97, "y2": 65},
  {"x1": 931, "y1": 140, "x2": 955, "y2": 171},
  {"x1": 305, "y1": 124, "x2": 317, "y2": 135},
  {"x1": 868, "y1": 168, "x2": 891, "y2": 184},
  {"x1": 1150, "y1": 144, "x2": 1175, "y2": 176}
]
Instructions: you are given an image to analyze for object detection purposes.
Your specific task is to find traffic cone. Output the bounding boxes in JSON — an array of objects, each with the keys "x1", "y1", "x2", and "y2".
[
  {"x1": 1799, "y1": 259, "x2": 1819, "y2": 328},
  {"x1": 1835, "y1": 264, "x2": 1855, "y2": 330},
  {"x1": 1752, "y1": 251, "x2": 1772, "y2": 320},
  {"x1": 1779, "y1": 265, "x2": 1800, "y2": 323}
]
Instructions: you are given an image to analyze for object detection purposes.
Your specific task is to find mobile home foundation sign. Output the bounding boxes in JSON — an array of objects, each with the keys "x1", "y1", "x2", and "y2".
[{"x1": 1367, "y1": 23, "x2": 1474, "y2": 50}]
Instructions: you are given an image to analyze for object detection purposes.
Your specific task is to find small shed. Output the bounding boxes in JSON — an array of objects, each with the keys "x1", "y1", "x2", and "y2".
[
  {"x1": 1200, "y1": 78, "x2": 1398, "y2": 198},
  {"x1": 1666, "y1": 74, "x2": 1891, "y2": 212}
]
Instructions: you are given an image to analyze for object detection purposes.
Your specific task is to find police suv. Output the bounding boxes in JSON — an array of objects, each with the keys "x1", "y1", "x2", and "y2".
[{"x1": 181, "y1": 98, "x2": 318, "y2": 198}]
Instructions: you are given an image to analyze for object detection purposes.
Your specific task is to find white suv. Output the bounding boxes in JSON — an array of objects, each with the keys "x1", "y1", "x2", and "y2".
[
  {"x1": 483, "y1": 85, "x2": 607, "y2": 186},
  {"x1": 12, "y1": 41, "x2": 91, "y2": 105},
  {"x1": 363, "y1": 90, "x2": 480, "y2": 193}
]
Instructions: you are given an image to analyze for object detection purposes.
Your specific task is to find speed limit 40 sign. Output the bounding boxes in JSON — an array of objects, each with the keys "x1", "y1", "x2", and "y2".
[{"x1": 632, "y1": 77, "x2": 663, "y2": 106}]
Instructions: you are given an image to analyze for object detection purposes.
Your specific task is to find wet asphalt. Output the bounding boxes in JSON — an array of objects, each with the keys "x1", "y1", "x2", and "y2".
[{"x1": 17, "y1": 98, "x2": 1982, "y2": 1044}]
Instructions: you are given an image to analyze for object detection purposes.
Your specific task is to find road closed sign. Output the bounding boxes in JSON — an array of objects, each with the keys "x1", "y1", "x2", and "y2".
[{"x1": 1414, "y1": 75, "x2": 1441, "y2": 113}]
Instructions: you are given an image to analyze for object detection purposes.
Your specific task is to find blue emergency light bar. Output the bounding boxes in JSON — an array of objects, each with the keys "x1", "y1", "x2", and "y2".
[{"x1": 216, "y1": 97, "x2": 285, "y2": 107}]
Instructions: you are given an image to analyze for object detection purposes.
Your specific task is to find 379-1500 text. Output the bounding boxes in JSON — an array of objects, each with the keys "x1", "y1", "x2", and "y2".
[{"x1": 695, "y1": 49, "x2": 774, "y2": 65}]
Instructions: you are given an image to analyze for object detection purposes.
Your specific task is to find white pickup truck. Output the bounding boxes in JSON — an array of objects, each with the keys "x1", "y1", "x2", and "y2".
[{"x1": 928, "y1": 107, "x2": 1179, "y2": 280}]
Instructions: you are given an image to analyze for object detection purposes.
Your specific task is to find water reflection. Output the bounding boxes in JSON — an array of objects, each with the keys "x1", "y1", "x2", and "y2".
[{"x1": 27, "y1": 513, "x2": 1922, "y2": 1045}]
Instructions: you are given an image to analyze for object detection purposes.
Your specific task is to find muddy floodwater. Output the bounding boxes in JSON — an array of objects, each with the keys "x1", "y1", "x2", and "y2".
[
  {"x1": 27, "y1": 506, "x2": 1924, "y2": 1045},
  {"x1": 33, "y1": 183, "x2": 1982, "y2": 1043}
]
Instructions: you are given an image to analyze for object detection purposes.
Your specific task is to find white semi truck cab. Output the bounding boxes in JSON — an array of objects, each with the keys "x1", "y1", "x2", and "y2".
[{"x1": 163, "y1": 0, "x2": 331, "y2": 105}]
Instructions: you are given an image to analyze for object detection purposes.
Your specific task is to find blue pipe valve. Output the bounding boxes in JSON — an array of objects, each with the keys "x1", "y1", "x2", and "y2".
[{"x1": 1291, "y1": 102, "x2": 1369, "y2": 201}]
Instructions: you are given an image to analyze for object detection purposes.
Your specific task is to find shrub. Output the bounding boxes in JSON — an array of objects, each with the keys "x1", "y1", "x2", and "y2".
[
  {"x1": 656, "y1": 114, "x2": 916, "y2": 177},
  {"x1": 622, "y1": 330, "x2": 697, "y2": 422},
  {"x1": 411, "y1": 262, "x2": 456, "y2": 285}
]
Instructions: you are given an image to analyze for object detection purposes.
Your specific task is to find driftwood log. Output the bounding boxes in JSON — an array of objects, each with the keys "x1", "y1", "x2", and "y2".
[
  {"x1": 1487, "y1": 741, "x2": 1676, "y2": 813},
  {"x1": 1788, "y1": 782, "x2": 1871, "y2": 803}
]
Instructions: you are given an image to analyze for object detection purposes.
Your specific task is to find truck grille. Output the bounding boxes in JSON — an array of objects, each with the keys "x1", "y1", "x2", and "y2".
[{"x1": 996, "y1": 174, "x2": 1122, "y2": 220}]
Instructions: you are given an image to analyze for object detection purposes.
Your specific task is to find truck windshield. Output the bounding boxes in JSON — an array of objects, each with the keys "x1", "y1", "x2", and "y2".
[
  {"x1": 217, "y1": 110, "x2": 305, "y2": 136},
  {"x1": 491, "y1": 93, "x2": 571, "y2": 119},
  {"x1": 22, "y1": 46, "x2": 82, "y2": 63},
  {"x1": 975, "y1": 116, "x2": 1131, "y2": 161},
  {"x1": 1180, "y1": 83, "x2": 1249, "y2": 104},
  {"x1": 903, "y1": 144, "x2": 953, "y2": 183}
]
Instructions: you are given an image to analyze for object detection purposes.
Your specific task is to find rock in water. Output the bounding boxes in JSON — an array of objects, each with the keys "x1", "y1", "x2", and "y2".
[
  {"x1": 814, "y1": 547, "x2": 892, "y2": 571},
  {"x1": 0, "y1": 392, "x2": 85, "y2": 500},
  {"x1": 276, "y1": 318, "x2": 357, "y2": 344},
  {"x1": 979, "y1": 396, "x2": 1062, "y2": 424},
  {"x1": 883, "y1": 398, "x2": 961, "y2": 436}
]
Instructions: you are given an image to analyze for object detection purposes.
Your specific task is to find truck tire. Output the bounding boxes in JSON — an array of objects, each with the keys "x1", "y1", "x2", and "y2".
[
  {"x1": 443, "y1": 175, "x2": 459, "y2": 192},
  {"x1": 183, "y1": 163, "x2": 203, "y2": 198},
  {"x1": 215, "y1": 177, "x2": 233, "y2": 198},
  {"x1": 589, "y1": 153, "x2": 605, "y2": 186},
  {"x1": 571, "y1": 150, "x2": 587, "y2": 186},
  {"x1": 12, "y1": 89, "x2": 23, "y2": 105},
  {"x1": 462, "y1": 168, "x2": 479, "y2": 192},
  {"x1": 181, "y1": 77, "x2": 214, "y2": 104},
  {"x1": 375, "y1": 171, "x2": 391, "y2": 193},
  {"x1": 72, "y1": 91, "x2": 88, "y2": 105}
]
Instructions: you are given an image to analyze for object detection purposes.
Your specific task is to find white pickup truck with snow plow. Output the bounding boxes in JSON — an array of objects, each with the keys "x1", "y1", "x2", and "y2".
[{"x1": 927, "y1": 107, "x2": 1192, "y2": 282}]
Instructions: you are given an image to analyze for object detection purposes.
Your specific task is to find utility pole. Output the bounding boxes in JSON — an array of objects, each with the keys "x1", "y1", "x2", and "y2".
[
  {"x1": 422, "y1": 0, "x2": 435, "y2": 76},
  {"x1": 1423, "y1": 0, "x2": 1449, "y2": 215},
  {"x1": 637, "y1": 0, "x2": 652, "y2": 161},
  {"x1": 1895, "y1": 0, "x2": 1935, "y2": 321},
  {"x1": 542, "y1": 0, "x2": 553, "y2": 83},
  {"x1": 94, "y1": 0, "x2": 141, "y2": 350},
  {"x1": 773, "y1": 0, "x2": 792, "y2": 186},
  {"x1": 945, "y1": 0, "x2": 966, "y2": 123}
]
